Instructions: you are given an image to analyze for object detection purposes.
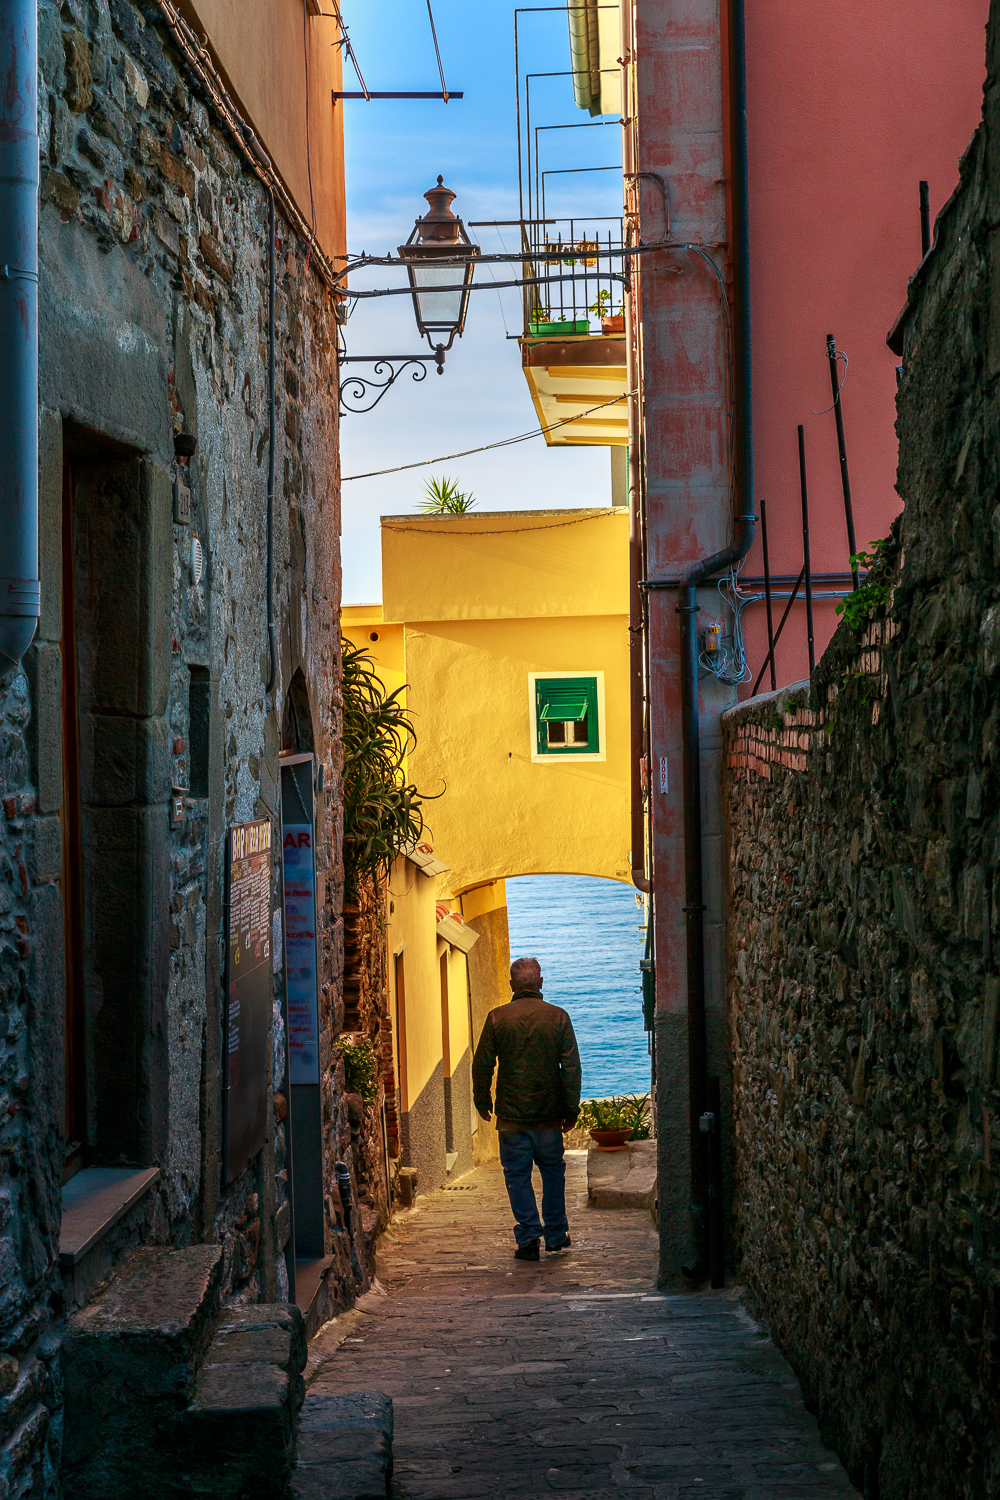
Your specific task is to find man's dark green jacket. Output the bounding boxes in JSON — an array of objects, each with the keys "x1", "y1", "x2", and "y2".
[{"x1": 472, "y1": 989, "x2": 582, "y2": 1128}]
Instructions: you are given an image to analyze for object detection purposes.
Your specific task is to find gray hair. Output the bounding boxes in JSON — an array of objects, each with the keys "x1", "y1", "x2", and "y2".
[{"x1": 510, "y1": 956, "x2": 542, "y2": 990}]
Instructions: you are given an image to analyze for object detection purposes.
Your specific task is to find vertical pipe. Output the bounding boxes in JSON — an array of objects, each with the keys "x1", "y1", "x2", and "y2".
[
  {"x1": 826, "y1": 335, "x2": 859, "y2": 590},
  {"x1": 797, "y1": 425, "x2": 815, "y2": 674},
  {"x1": 707, "y1": 1076, "x2": 724, "y2": 1288},
  {"x1": 677, "y1": 0, "x2": 754, "y2": 1282},
  {"x1": 919, "y1": 180, "x2": 931, "y2": 259},
  {"x1": 243, "y1": 127, "x2": 277, "y2": 697},
  {"x1": 759, "y1": 495, "x2": 776, "y2": 691},
  {"x1": 265, "y1": 186, "x2": 276, "y2": 696},
  {"x1": 623, "y1": 0, "x2": 647, "y2": 897},
  {"x1": 0, "y1": 0, "x2": 40, "y2": 671}
]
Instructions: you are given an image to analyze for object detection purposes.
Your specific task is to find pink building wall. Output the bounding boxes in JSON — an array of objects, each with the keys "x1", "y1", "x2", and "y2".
[
  {"x1": 741, "y1": 0, "x2": 988, "y2": 690},
  {"x1": 633, "y1": 0, "x2": 988, "y2": 1280}
]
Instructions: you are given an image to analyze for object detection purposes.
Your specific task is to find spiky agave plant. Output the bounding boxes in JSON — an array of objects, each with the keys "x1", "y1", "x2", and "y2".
[
  {"x1": 341, "y1": 638, "x2": 438, "y2": 896},
  {"x1": 417, "y1": 475, "x2": 477, "y2": 514}
]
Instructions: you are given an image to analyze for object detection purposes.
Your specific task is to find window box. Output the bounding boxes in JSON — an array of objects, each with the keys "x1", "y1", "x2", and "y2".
[{"x1": 529, "y1": 319, "x2": 590, "y2": 337}]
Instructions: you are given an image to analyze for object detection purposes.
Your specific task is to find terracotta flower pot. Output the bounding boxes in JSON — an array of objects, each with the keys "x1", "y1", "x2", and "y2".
[
  {"x1": 589, "y1": 1127, "x2": 633, "y2": 1150},
  {"x1": 601, "y1": 314, "x2": 624, "y2": 333}
]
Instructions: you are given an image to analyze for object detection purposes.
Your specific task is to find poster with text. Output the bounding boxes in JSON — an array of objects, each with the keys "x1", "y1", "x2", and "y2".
[
  {"x1": 224, "y1": 818, "x2": 272, "y2": 1183},
  {"x1": 283, "y1": 823, "x2": 319, "y2": 1084}
]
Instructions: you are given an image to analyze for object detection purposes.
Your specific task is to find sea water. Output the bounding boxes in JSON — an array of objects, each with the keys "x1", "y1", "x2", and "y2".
[{"x1": 505, "y1": 874, "x2": 650, "y2": 1101}]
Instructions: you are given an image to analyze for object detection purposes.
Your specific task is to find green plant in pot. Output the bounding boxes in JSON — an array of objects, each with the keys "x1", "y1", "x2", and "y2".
[{"x1": 579, "y1": 1094, "x2": 650, "y2": 1149}]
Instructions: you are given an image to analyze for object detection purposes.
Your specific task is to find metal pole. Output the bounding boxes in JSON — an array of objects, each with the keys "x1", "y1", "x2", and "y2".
[
  {"x1": 759, "y1": 495, "x2": 776, "y2": 691},
  {"x1": 826, "y1": 335, "x2": 859, "y2": 590},
  {"x1": 797, "y1": 426, "x2": 815, "y2": 675},
  {"x1": 919, "y1": 180, "x2": 931, "y2": 259},
  {"x1": 0, "y1": 0, "x2": 40, "y2": 671},
  {"x1": 750, "y1": 566, "x2": 805, "y2": 698}
]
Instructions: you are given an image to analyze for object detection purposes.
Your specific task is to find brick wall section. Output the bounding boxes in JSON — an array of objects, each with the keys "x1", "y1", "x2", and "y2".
[{"x1": 721, "y1": 27, "x2": 1000, "y2": 1493}]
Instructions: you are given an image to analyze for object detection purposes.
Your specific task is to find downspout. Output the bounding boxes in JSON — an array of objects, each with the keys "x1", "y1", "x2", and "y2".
[
  {"x1": 0, "y1": 0, "x2": 40, "y2": 673},
  {"x1": 622, "y1": 0, "x2": 648, "y2": 896},
  {"x1": 679, "y1": 0, "x2": 753, "y2": 1283},
  {"x1": 242, "y1": 127, "x2": 277, "y2": 700}
]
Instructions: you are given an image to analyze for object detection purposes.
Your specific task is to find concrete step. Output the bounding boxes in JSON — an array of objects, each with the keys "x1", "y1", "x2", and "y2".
[
  {"x1": 292, "y1": 1391, "x2": 393, "y2": 1499},
  {"x1": 587, "y1": 1137, "x2": 657, "y2": 1213},
  {"x1": 62, "y1": 1245, "x2": 225, "y2": 1498}
]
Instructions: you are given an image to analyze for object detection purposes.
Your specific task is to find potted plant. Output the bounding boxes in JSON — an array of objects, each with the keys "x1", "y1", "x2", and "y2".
[
  {"x1": 579, "y1": 1094, "x2": 650, "y2": 1150},
  {"x1": 528, "y1": 304, "x2": 590, "y2": 337},
  {"x1": 589, "y1": 289, "x2": 624, "y2": 334}
]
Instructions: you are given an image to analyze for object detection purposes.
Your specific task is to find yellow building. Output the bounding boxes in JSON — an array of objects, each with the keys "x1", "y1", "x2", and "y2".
[{"x1": 343, "y1": 505, "x2": 630, "y2": 1173}]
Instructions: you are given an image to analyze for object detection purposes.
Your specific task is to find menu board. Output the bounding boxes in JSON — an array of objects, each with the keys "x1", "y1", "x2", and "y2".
[
  {"x1": 224, "y1": 818, "x2": 272, "y2": 1183},
  {"x1": 283, "y1": 823, "x2": 319, "y2": 1084}
]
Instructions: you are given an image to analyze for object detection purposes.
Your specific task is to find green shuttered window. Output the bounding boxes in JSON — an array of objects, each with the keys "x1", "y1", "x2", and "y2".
[{"x1": 534, "y1": 676, "x2": 599, "y2": 755}]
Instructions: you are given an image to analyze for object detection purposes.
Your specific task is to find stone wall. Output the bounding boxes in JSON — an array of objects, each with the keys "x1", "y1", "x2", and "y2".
[
  {"x1": 722, "y1": 36, "x2": 1000, "y2": 1494},
  {"x1": 0, "y1": 0, "x2": 354, "y2": 1490}
]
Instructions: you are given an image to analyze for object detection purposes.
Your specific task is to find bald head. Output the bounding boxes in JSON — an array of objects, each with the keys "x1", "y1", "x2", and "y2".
[{"x1": 510, "y1": 956, "x2": 542, "y2": 992}]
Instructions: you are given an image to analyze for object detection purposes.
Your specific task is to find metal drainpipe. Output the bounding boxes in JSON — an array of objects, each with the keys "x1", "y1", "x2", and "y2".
[
  {"x1": 242, "y1": 128, "x2": 277, "y2": 699},
  {"x1": 622, "y1": 0, "x2": 648, "y2": 896},
  {"x1": 0, "y1": 0, "x2": 40, "y2": 673},
  {"x1": 679, "y1": 0, "x2": 753, "y2": 1285}
]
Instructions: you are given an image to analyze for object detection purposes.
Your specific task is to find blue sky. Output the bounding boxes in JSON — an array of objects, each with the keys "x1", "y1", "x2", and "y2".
[{"x1": 338, "y1": 0, "x2": 623, "y2": 601}]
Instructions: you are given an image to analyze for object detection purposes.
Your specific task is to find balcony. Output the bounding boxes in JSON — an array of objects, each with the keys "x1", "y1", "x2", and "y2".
[{"x1": 517, "y1": 219, "x2": 627, "y2": 447}]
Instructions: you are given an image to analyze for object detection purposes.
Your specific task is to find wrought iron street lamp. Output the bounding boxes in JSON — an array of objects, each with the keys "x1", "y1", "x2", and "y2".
[
  {"x1": 339, "y1": 177, "x2": 479, "y2": 413},
  {"x1": 399, "y1": 177, "x2": 479, "y2": 371}
]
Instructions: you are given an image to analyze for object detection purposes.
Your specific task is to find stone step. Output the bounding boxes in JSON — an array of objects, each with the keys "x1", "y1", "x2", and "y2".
[
  {"x1": 169, "y1": 1304, "x2": 308, "y2": 1498},
  {"x1": 62, "y1": 1245, "x2": 225, "y2": 1498},
  {"x1": 587, "y1": 1137, "x2": 657, "y2": 1213},
  {"x1": 292, "y1": 1391, "x2": 393, "y2": 1500}
]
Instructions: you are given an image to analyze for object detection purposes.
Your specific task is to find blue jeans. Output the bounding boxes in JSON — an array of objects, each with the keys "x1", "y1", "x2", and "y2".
[{"x1": 498, "y1": 1126, "x2": 568, "y2": 1248}]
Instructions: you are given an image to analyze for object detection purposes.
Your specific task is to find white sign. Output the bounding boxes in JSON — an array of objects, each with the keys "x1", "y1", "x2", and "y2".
[
  {"x1": 283, "y1": 824, "x2": 319, "y2": 1084},
  {"x1": 659, "y1": 756, "x2": 669, "y2": 794}
]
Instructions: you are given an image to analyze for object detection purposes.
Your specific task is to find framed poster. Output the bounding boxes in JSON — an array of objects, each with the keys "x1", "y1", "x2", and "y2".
[
  {"x1": 283, "y1": 816, "x2": 320, "y2": 1085},
  {"x1": 223, "y1": 818, "x2": 272, "y2": 1184}
]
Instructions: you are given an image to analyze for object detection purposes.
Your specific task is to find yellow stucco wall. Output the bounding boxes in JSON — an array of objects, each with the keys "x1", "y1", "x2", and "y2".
[
  {"x1": 380, "y1": 509, "x2": 628, "y2": 622},
  {"x1": 182, "y1": 0, "x2": 345, "y2": 260},
  {"x1": 386, "y1": 855, "x2": 441, "y2": 1110},
  {"x1": 345, "y1": 508, "x2": 631, "y2": 897}
]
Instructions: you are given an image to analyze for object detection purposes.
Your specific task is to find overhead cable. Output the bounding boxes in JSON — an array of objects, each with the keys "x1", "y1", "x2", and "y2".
[{"x1": 341, "y1": 392, "x2": 633, "y2": 480}]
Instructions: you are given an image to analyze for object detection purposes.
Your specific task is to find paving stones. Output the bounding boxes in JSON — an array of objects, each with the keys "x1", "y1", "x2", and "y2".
[{"x1": 305, "y1": 1156, "x2": 860, "y2": 1498}]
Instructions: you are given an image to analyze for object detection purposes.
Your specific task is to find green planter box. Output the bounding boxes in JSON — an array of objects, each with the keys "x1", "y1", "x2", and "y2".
[{"x1": 529, "y1": 320, "x2": 590, "y2": 336}]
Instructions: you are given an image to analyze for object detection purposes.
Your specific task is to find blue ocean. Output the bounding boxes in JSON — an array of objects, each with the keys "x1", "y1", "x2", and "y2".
[{"x1": 504, "y1": 875, "x2": 650, "y2": 1101}]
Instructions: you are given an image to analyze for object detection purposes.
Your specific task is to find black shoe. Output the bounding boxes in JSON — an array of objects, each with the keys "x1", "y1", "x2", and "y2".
[
  {"x1": 514, "y1": 1240, "x2": 540, "y2": 1261},
  {"x1": 545, "y1": 1234, "x2": 571, "y2": 1253}
]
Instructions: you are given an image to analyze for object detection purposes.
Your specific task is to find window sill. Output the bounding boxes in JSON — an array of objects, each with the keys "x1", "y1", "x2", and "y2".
[{"x1": 59, "y1": 1166, "x2": 161, "y2": 1269}]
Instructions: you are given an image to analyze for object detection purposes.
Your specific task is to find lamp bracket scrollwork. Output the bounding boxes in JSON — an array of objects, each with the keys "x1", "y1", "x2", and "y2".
[{"x1": 338, "y1": 351, "x2": 446, "y2": 415}]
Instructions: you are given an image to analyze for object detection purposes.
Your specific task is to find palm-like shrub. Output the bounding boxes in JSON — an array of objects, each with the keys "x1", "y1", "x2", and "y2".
[
  {"x1": 417, "y1": 475, "x2": 477, "y2": 514},
  {"x1": 341, "y1": 639, "x2": 436, "y2": 895}
]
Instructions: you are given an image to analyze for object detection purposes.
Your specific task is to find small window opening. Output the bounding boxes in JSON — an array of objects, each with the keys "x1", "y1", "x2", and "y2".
[{"x1": 189, "y1": 666, "x2": 210, "y2": 797}]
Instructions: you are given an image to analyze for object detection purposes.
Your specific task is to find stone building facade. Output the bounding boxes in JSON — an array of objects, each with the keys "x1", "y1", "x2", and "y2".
[
  {"x1": 721, "y1": 17, "x2": 1000, "y2": 1492},
  {"x1": 0, "y1": 1, "x2": 388, "y2": 1492}
]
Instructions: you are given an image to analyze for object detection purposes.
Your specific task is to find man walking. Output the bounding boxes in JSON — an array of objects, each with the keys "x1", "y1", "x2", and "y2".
[{"x1": 472, "y1": 956, "x2": 582, "y2": 1261}]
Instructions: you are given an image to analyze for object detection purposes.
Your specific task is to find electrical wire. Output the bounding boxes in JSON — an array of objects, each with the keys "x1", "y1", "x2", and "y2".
[
  {"x1": 811, "y1": 346, "x2": 849, "y2": 415},
  {"x1": 425, "y1": 0, "x2": 450, "y2": 103},
  {"x1": 342, "y1": 391, "x2": 633, "y2": 480}
]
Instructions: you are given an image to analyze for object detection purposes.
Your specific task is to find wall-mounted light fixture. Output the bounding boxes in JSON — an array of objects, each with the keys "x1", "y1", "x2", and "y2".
[{"x1": 339, "y1": 178, "x2": 478, "y2": 413}]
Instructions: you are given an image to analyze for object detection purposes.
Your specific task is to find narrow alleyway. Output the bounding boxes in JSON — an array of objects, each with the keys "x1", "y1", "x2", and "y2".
[{"x1": 305, "y1": 1156, "x2": 860, "y2": 1498}]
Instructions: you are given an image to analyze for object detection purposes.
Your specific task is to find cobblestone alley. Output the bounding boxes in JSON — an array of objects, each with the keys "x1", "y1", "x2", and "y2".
[{"x1": 304, "y1": 1155, "x2": 860, "y2": 1498}]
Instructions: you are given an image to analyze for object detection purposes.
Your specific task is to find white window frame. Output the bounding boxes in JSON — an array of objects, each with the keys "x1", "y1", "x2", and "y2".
[{"x1": 527, "y1": 670, "x2": 607, "y2": 764}]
